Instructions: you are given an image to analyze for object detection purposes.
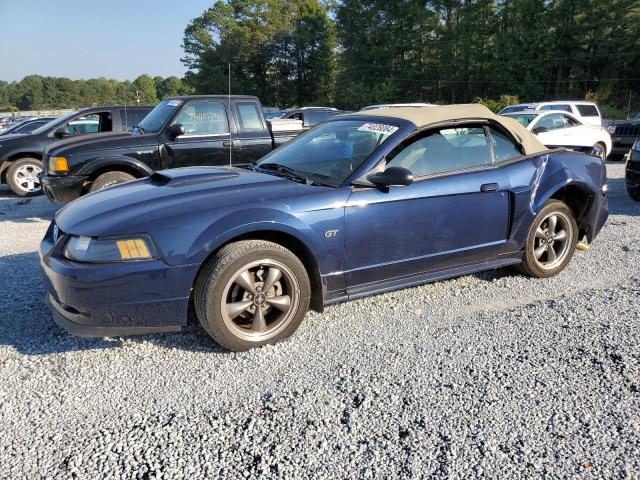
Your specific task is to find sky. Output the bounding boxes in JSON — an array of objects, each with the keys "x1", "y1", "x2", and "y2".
[{"x1": 0, "y1": 0, "x2": 213, "y2": 82}]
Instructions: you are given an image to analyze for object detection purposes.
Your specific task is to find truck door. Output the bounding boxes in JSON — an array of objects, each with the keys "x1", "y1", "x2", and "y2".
[
  {"x1": 160, "y1": 99, "x2": 241, "y2": 169},
  {"x1": 232, "y1": 100, "x2": 274, "y2": 165}
]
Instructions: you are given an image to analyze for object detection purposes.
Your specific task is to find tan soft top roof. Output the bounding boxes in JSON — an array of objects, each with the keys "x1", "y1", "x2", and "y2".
[{"x1": 347, "y1": 103, "x2": 548, "y2": 155}]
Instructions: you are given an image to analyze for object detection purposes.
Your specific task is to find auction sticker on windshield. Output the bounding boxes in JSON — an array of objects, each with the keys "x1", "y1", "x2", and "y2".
[{"x1": 357, "y1": 123, "x2": 399, "y2": 135}]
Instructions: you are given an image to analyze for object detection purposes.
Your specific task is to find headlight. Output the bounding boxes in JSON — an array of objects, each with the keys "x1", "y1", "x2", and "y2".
[
  {"x1": 607, "y1": 125, "x2": 616, "y2": 134},
  {"x1": 64, "y1": 235, "x2": 155, "y2": 262},
  {"x1": 48, "y1": 156, "x2": 68, "y2": 173}
]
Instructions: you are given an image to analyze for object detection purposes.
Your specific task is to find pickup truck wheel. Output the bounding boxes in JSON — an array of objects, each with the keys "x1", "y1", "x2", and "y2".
[
  {"x1": 6, "y1": 158, "x2": 43, "y2": 196},
  {"x1": 89, "y1": 171, "x2": 136, "y2": 192},
  {"x1": 194, "y1": 240, "x2": 310, "y2": 351},
  {"x1": 520, "y1": 200, "x2": 578, "y2": 278}
]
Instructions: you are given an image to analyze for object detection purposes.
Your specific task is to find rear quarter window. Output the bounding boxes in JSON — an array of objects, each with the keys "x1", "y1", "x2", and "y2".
[
  {"x1": 237, "y1": 103, "x2": 264, "y2": 130},
  {"x1": 576, "y1": 105, "x2": 599, "y2": 117}
]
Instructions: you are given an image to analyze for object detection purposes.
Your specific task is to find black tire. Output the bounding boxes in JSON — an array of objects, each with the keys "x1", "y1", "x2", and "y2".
[
  {"x1": 89, "y1": 171, "x2": 136, "y2": 193},
  {"x1": 520, "y1": 200, "x2": 578, "y2": 278},
  {"x1": 628, "y1": 184, "x2": 640, "y2": 201},
  {"x1": 6, "y1": 157, "x2": 43, "y2": 197},
  {"x1": 194, "y1": 240, "x2": 311, "y2": 351}
]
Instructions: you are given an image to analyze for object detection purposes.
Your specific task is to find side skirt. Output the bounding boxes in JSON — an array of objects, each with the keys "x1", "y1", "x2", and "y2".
[{"x1": 324, "y1": 254, "x2": 523, "y2": 305}]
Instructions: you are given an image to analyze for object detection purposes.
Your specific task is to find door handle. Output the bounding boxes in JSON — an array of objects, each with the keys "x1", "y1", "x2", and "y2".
[
  {"x1": 223, "y1": 140, "x2": 235, "y2": 148},
  {"x1": 480, "y1": 183, "x2": 499, "y2": 192}
]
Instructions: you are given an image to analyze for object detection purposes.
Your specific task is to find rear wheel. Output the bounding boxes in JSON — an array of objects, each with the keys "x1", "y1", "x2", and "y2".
[
  {"x1": 6, "y1": 157, "x2": 43, "y2": 196},
  {"x1": 89, "y1": 171, "x2": 135, "y2": 193},
  {"x1": 194, "y1": 240, "x2": 310, "y2": 351},
  {"x1": 628, "y1": 184, "x2": 640, "y2": 201},
  {"x1": 520, "y1": 200, "x2": 578, "y2": 278}
]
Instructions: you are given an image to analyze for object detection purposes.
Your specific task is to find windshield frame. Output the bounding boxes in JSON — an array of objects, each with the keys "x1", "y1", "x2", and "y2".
[
  {"x1": 137, "y1": 99, "x2": 183, "y2": 134},
  {"x1": 256, "y1": 116, "x2": 410, "y2": 187}
]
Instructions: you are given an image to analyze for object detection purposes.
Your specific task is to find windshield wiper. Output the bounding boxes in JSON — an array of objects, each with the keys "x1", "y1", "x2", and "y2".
[
  {"x1": 258, "y1": 163, "x2": 334, "y2": 187},
  {"x1": 258, "y1": 163, "x2": 310, "y2": 182}
]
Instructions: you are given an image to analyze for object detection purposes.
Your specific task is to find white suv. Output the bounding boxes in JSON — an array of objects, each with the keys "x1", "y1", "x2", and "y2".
[{"x1": 499, "y1": 101, "x2": 602, "y2": 126}]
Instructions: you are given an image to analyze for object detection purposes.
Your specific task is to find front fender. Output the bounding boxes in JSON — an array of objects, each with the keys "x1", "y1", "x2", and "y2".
[
  {"x1": 187, "y1": 208, "x2": 327, "y2": 267},
  {"x1": 76, "y1": 156, "x2": 154, "y2": 177}
]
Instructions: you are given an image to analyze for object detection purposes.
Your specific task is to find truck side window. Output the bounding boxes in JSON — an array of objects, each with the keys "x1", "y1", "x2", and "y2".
[
  {"x1": 172, "y1": 101, "x2": 229, "y2": 136},
  {"x1": 65, "y1": 112, "x2": 110, "y2": 134},
  {"x1": 237, "y1": 103, "x2": 263, "y2": 130}
]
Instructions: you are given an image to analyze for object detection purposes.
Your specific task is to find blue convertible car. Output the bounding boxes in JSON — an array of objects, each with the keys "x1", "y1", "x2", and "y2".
[{"x1": 40, "y1": 104, "x2": 609, "y2": 351}]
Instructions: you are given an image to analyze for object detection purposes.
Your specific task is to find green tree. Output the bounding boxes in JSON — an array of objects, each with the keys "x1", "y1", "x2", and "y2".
[{"x1": 132, "y1": 74, "x2": 159, "y2": 104}]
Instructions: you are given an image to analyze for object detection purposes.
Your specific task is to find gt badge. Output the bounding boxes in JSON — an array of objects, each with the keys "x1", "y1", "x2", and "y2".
[{"x1": 325, "y1": 229, "x2": 339, "y2": 238}]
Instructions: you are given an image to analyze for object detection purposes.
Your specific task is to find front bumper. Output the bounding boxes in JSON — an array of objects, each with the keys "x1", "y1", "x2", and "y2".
[
  {"x1": 626, "y1": 150, "x2": 640, "y2": 188},
  {"x1": 40, "y1": 223, "x2": 199, "y2": 337},
  {"x1": 40, "y1": 174, "x2": 87, "y2": 204},
  {"x1": 612, "y1": 137, "x2": 636, "y2": 157}
]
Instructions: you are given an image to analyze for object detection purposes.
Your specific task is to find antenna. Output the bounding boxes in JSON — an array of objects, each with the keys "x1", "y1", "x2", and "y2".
[
  {"x1": 123, "y1": 84, "x2": 128, "y2": 128},
  {"x1": 228, "y1": 62, "x2": 232, "y2": 167}
]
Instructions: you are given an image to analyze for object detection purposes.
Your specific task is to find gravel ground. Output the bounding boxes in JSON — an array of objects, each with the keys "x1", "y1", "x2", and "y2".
[{"x1": 0, "y1": 163, "x2": 638, "y2": 479}]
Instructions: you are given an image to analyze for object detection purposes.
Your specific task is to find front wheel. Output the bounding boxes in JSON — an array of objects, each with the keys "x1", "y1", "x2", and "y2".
[
  {"x1": 6, "y1": 158, "x2": 43, "y2": 196},
  {"x1": 520, "y1": 200, "x2": 578, "y2": 278},
  {"x1": 89, "y1": 171, "x2": 136, "y2": 193},
  {"x1": 194, "y1": 240, "x2": 311, "y2": 351},
  {"x1": 628, "y1": 184, "x2": 640, "y2": 201}
]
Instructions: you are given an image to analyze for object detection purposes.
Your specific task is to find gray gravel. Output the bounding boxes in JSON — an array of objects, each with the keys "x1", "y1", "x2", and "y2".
[{"x1": 0, "y1": 163, "x2": 639, "y2": 479}]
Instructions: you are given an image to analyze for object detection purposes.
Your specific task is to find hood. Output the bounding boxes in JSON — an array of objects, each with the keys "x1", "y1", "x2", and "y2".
[
  {"x1": 47, "y1": 131, "x2": 156, "y2": 157},
  {"x1": 0, "y1": 133, "x2": 33, "y2": 147},
  {"x1": 55, "y1": 167, "x2": 316, "y2": 236},
  {"x1": 0, "y1": 132, "x2": 27, "y2": 139}
]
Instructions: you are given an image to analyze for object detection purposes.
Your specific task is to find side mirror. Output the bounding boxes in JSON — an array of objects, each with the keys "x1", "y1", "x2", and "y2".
[
  {"x1": 368, "y1": 166, "x2": 414, "y2": 188},
  {"x1": 166, "y1": 123, "x2": 185, "y2": 140},
  {"x1": 532, "y1": 126, "x2": 548, "y2": 134},
  {"x1": 54, "y1": 128, "x2": 66, "y2": 139}
]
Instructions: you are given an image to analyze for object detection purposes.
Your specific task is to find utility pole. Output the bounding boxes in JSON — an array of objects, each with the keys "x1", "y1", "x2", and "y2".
[{"x1": 135, "y1": 90, "x2": 140, "y2": 105}]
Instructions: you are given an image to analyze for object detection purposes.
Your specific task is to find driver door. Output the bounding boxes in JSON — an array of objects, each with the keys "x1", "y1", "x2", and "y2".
[
  {"x1": 344, "y1": 125, "x2": 510, "y2": 290},
  {"x1": 160, "y1": 99, "x2": 241, "y2": 169}
]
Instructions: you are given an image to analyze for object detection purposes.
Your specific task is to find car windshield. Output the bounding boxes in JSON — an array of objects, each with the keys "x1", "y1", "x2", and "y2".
[
  {"x1": 256, "y1": 119, "x2": 398, "y2": 186},
  {"x1": 31, "y1": 111, "x2": 79, "y2": 135},
  {"x1": 503, "y1": 113, "x2": 539, "y2": 127},
  {"x1": 137, "y1": 99, "x2": 182, "y2": 133}
]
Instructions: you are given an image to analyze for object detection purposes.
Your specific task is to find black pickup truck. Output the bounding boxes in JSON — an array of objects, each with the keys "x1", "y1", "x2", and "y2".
[
  {"x1": 0, "y1": 105, "x2": 152, "y2": 196},
  {"x1": 41, "y1": 95, "x2": 304, "y2": 203}
]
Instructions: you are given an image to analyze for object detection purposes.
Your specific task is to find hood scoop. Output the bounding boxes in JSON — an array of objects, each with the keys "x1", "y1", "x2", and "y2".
[{"x1": 149, "y1": 168, "x2": 240, "y2": 187}]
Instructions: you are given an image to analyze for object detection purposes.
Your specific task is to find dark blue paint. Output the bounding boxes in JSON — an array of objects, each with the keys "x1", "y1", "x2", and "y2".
[{"x1": 40, "y1": 116, "x2": 609, "y2": 335}]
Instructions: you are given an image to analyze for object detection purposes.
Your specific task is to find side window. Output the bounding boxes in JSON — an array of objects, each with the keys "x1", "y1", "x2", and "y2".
[
  {"x1": 576, "y1": 104, "x2": 599, "y2": 117},
  {"x1": 540, "y1": 104, "x2": 571, "y2": 112},
  {"x1": 386, "y1": 126, "x2": 491, "y2": 177},
  {"x1": 120, "y1": 109, "x2": 150, "y2": 129},
  {"x1": 287, "y1": 112, "x2": 303, "y2": 121},
  {"x1": 65, "y1": 113, "x2": 103, "y2": 134},
  {"x1": 171, "y1": 101, "x2": 229, "y2": 135},
  {"x1": 237, "y1": 103, "x2": 263, "y2": 130},
  {"x1": 536, "y1": 114, "x2": 565, "y2": 131},
  {"x1": 306, "y1": 110, "x2": 329, "y2": 126},
  {"x1": 490, "y1": 128, "x2": 522, "y2": 162}
]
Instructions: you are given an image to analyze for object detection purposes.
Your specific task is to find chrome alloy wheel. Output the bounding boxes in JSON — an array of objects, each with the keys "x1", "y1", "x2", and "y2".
[
  {"x1": 221, "y1": 259, "x2": 300, "y2": 342},
  {"x1": 14, "y1": 163, "x2": 42, "y2": 193},
  {"x1": 532, "y1": 211, "x2": 573, "y2": 270}
]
